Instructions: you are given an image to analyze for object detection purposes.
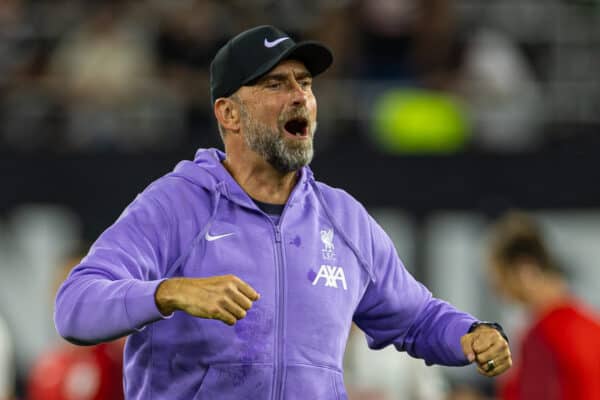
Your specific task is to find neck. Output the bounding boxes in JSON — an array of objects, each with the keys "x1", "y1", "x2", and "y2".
[{"x1": 222, "y1": 151, "x2": 299, "y2": 205}]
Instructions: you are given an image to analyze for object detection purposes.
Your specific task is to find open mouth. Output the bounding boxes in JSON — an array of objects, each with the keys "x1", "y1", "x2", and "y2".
[{"x1": 284, "y1": 117, "x2": 309, "y2": 138}]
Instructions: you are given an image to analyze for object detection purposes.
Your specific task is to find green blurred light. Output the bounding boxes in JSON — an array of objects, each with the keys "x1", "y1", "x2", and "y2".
[{"x1": 371, "y1": 88, "x2": 471, "y2": 154}]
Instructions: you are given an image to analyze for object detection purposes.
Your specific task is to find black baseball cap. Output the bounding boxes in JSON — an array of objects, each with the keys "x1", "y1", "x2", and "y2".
[{"x1": 210, "y1": 25, "x2": 333, "y2": 103}]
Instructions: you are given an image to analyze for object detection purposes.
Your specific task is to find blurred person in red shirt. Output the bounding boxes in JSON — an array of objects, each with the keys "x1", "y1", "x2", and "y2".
[
  {"x1": 27, "y1": 251, "x2": 125, "y2": 400},
  {"x1": 27, "y1": 340, "x2": 124, "y2": 400},
  {"x1": 487, "y1": 211, "x2": 600, "y2": 400}
]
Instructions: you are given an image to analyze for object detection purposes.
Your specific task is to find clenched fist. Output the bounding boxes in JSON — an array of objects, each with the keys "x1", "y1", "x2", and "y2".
[
  {"x1": 461, "y1": 325, "x2": 512, "y2": 377},
  {"x1": 154, "y1": 275, "x2": 260, "y2": 325}
]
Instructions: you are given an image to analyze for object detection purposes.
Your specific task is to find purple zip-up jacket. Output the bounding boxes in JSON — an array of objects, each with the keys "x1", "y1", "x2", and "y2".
[{"x1": 55, "y1": 148, "x2": 477, "y2": 399}]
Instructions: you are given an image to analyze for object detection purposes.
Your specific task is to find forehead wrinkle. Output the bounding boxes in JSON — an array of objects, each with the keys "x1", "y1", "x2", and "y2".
[
  {"x1": 239, "y1": 61, "x2": 314, "y2": 102},
  {"x1": 259, "y1": 70, "x2": 311, "y2": 84}
]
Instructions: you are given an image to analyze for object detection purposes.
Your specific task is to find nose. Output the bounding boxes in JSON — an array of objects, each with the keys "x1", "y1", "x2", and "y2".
[{"x1": 290, "y1": 80, "x2": 307, "y2": 107}]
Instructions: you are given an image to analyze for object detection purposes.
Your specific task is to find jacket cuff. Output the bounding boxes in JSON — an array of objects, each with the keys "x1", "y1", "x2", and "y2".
[
  {"x1": 449, "y1": 317, "x2": 479, "y2": 364},
  {"x1": 124, "y1": 279, "x2": 173, "y2": 332}
]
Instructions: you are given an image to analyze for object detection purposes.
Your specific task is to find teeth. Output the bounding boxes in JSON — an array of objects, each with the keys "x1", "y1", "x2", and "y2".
[{"x1": 285, "y1": 119, "x2": 306, "y2": 136}]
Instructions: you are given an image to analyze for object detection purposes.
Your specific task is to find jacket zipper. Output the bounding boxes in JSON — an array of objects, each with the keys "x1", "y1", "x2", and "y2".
[
  {"x1": 272, "y1": 224, "x2": 285, "y2": 400},
  {"x1": 254, "y1": 180, "x2": 302, "y2": 399},
  {"x1": 269, "y1": 195, "x2": 298, "y2": 399}
]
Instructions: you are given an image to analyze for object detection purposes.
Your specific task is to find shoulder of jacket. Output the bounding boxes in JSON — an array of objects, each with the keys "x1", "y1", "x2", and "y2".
[
  {"x1": 312, "y1": 181, "x2": 374, "y2": 234},
  {"x1": 128, "y1": 173, "x2": 212, "y2": 220},
  {"x1": 149, "y1": 171, "x2": 211, "y2": 197},
  {"x1": 313, "y1": 181, "x2": 365, "y2": 211}
]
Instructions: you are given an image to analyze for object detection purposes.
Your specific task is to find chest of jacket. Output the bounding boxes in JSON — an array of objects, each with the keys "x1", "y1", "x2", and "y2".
[{"x1": 156, "y1": 198, "x2": 370, "y2": 369}]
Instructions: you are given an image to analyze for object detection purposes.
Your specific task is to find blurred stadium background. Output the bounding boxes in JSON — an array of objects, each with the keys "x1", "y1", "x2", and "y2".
[{"x1": 1, "y1": 0, "x2": 599, "y2": 399}]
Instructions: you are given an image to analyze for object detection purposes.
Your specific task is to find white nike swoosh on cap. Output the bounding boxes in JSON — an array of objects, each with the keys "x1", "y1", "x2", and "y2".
[
  {"x1": 205, "y1": 232, "x2": 235, "y2": 241},
  {"x1": 264, "y1": 37, "x2": 290, "y2": 48}
]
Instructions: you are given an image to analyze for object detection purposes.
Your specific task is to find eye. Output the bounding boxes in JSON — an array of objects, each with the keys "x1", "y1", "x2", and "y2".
[
  {"x1": 266, "y1": 81, "x2": 281, "y2": 89},
  {"x1": 300, "y1": 79, "x2": 312, "y2": 89}
]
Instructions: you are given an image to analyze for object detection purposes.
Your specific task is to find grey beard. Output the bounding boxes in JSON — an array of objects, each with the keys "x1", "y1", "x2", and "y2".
[{"x1": 242, "y1": 112, "x2": 315, "y2": 173}]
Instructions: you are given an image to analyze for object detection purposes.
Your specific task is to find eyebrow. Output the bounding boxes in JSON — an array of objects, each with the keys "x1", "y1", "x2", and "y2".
[{"x1": 258, "y1": 71, "x2": 313, "y2": 84}]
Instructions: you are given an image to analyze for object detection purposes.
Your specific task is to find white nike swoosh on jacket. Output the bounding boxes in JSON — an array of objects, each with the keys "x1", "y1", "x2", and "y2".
[{"x1": 205, "y1": 232, "x2": 235, "y2": 241}]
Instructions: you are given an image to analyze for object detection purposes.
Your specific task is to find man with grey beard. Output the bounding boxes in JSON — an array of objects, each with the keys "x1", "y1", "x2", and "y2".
[
  {"x1": 55, "y1": 25, "x2": 511, "y2": 399},
  {"x1": 231, "y1": 91, "x2": 316, "y2": 174}
]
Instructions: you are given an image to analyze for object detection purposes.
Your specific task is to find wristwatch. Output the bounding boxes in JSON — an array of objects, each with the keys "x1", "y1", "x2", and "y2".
[{"x1": 468, "y1": 321, "x2": 509, "y2": 343}]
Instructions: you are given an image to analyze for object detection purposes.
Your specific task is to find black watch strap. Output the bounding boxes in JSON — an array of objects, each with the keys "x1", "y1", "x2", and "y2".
[{"x1": 468, "y1": 321, "x2": 509, "y2": 343}]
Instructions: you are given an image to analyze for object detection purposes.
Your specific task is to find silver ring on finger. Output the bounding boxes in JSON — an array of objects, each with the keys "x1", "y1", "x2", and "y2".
[{"x1": 486, "y1": 359, "x2": 496, "y2": 372}]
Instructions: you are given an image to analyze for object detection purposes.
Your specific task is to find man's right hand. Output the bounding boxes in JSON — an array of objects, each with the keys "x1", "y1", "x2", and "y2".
[{"x1": 154, "y1": 275, "x2": 260, "y2": 325}]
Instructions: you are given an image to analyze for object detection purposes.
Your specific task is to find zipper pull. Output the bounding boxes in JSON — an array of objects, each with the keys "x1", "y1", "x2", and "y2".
[{"x1": 274, "y1": 226, "x2": 282, "y2": 243}]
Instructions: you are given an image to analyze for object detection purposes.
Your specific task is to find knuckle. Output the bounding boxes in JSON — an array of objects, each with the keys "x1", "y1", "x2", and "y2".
[{"x1": 224, "y1": 284, "x2": 235, "y2": 294}]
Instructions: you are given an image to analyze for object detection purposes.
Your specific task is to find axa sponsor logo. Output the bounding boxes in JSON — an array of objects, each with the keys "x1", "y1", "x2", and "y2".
[{"x1": 312, "y1": 265, "x2": 347, "y2": 290}]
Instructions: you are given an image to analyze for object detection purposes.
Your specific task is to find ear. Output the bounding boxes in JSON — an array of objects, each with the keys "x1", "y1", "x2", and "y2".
[{"x1": 214, "y1": 97, "x2": 241, "y2": 133}]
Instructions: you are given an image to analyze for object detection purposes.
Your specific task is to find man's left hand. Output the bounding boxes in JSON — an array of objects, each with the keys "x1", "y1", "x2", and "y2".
[{"x1": 460, "y1": 325, "x2": 512, "y2": 377}]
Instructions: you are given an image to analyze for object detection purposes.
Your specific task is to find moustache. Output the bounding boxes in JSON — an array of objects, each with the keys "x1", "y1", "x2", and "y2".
[{"x1": 278, "y1": 108, "x2": 311, "y2": 125}]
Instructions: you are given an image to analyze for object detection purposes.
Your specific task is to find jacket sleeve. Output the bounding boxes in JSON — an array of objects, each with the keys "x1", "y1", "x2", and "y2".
[
  {"x1": 54, "y1": 187, "x2": 175, "y2": 345},
  {"x1": 353, "y1": 216, "x2": 477, "y2": 366}
]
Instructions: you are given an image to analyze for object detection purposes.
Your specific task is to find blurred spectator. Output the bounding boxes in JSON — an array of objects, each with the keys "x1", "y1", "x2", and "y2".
[
  {"x1": 27, "y1": 249, "x2": 125, "y2": 400},
  {"x1": 0, "y1": 0, "x2": 37, "y2": 88},
  {"x1": 355, "y1": 0, "x2": 421, "y2": 81},
  {"x1": 0, "y1": 314, "x2": 15, "y2": 400},
  {"x1": 345, "y1": 324, "x2": 447, "y2": 400},
  {"x1": 486, "y1": 211, "x2": 600, "y2": 400},
  {"x1": 27, "y1": 340, "x2": 124, "y2": 400},
  {"x1": 152, "y1": 0, "x2": 226, "y2": 148},
  {"x1": 306, "y1": 5, "x2": 362, "y2": 153},
  {"x1": 0, "y1": 0, "x2": 53, "y2": 153},
  {"x1": 0, "y1": 0, "x2": 598, "y2": 155},
  {"x1": 354, "y1": 0, "x2": 458, "y2": 83},
  {"x1": 356, "y1": 0, "x2": 473, "y2": 154},
  {"x1": 456, "y1": 28, "x2": 544, "y2": 152},
  {"x1": 48, "y1": 1, "x2": 184, "y2": 152},
  {"x1": 357, "y1": 0, "x2": 544, "y2": 154},
  {"x1": 1, "y1": 48, "x2": 62, "y2": 153}
]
